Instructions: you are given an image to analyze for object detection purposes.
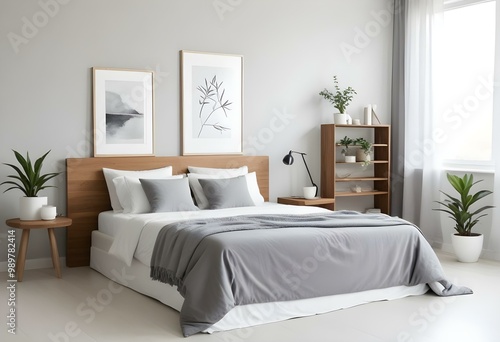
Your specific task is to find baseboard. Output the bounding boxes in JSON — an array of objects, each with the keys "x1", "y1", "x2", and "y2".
[
  {"x1": 431, "y1": 241, "x2": 500, "y2": 262},
  {"x1": 0, "y1": 257, "x2": 66, "y2": 272}
]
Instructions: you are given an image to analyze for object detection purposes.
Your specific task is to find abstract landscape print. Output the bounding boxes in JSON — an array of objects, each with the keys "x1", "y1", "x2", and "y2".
[{"x1": 93, "y1": 68, "x2": 154, "y2": 156}]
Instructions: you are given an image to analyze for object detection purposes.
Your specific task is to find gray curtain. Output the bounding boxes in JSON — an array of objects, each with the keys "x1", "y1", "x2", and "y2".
[{"x1": 390, "y1": 0, "x2": 407, "y2": 217}]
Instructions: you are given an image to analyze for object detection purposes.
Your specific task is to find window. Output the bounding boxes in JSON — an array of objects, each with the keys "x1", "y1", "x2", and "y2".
[{"x1": 435, "y1": 0, "x2": 496, "y2": 166}]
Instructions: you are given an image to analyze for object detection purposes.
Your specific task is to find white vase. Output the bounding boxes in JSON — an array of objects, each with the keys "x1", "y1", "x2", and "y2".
[
  {"x1": 451, "y1": 233, "x2": 484, "y2": 263},
  {"x1": 334, "y1": 113, "x2": 347, "y2": 124},
  {"x1": 19, "y1": 196, "x2": 48, "y2": 220}
]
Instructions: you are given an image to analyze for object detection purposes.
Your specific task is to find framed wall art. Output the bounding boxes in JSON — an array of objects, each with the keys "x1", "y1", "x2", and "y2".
[
  {"x1": 180, "y1": 50, "x2": 243, "y2": 155},
  {"x1": 93, "y1": 67, "x2": 154, "y2": 156}
]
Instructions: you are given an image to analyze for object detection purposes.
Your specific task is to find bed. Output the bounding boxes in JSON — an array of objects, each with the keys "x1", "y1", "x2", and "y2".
[{"x1": 66, "y1": 156, "x2": 471, "y2": 337}]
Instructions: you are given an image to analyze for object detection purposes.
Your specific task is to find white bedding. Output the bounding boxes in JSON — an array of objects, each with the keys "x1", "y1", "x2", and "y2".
[
  {"x1": 94, "y1": 203, "x2": 430, "y2": 334},
  {"x1": 104, "y1": 202, "x2": 331, "y2": 267}
]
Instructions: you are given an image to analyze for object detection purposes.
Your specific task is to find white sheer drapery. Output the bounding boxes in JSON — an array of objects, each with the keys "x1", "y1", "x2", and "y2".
[
  {"x1": 401, "y1": 0, "x2": 444, "y2": 241},
  {"x1": 487, "y1": 0, "x2": 500, "y2": 259}
]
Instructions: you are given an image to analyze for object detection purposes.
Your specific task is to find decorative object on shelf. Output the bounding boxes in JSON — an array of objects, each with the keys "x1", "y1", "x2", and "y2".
[
  {"x1": 351, "y1": 185, "x2": 362, "y2": 193},
  {"x1": 434, "y1": 173, "x2": 494, "y2": 262},
  {"x1": 93, "y1": 68, "x2": 155, "y2": 157},
  {"x1": 1, "y1": 150, "x2": 60, "y2": 220},
  {"x1": 319, "y1": 75, "x2": 357, "y2": 124},
  {"x1": 352, "y1": 119, "x2": 361, "y2": 125},
  {"x1": 180, "y1": 50, "x2": 243, "y2": 155},
  {"x1": 354, "y1": 137, "x2": 372, "y2": 166},
  {"x1": 41, "y1": 205, "x2": 57, "y2": 220},
  {"x1": 371, "y1": 104, "x2": 382, "y2": 124},
  {"x1": 364, "y1": 105, "x2": 372, "y2": 125},
  {"x1": 282, "y1": 150, "x2": 318, "y2": 197},
  {"x1": 338, "y1": 136, "x2": 355, "y2": 162}
]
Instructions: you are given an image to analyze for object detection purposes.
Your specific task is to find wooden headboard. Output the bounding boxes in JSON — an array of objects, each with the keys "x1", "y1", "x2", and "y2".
[{"x1": 66, "y1": 155, "x2": 269, "y2": 267}]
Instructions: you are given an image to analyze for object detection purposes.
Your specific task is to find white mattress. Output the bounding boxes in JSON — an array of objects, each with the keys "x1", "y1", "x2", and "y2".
[{"x1": 92, "y1": 203, "x2": 430, "y2": 334}]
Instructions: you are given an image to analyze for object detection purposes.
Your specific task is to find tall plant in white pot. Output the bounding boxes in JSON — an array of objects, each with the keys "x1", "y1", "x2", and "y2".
[
  {"x1": 319, "y1": 75, "x2": 357, "y2": 124},
  {"x1": 1, "y1": 150, "x2": 60, "y2": 220},
  {"x1": 434, "y1": 173, "x2": 494, "y2": 262}
]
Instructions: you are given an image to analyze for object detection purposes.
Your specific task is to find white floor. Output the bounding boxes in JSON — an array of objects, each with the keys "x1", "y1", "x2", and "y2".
[{"x1": 1, "y1": 251, "x2": 499, "y2": 342}]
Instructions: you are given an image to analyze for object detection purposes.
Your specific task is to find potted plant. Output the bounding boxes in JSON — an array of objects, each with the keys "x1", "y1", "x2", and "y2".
[
  {"x1": 1, "y1": 150, "x2": 60, "y2": 220},
  {"x1": 354, "y1": 138, "x2": 372, "y2": 165},
  {"x1": 338, "y1": 136, "x2": 355, "y2": 163},
  {"x1": 434, "y1": 173, "x2": 494, "y2": 262},
  {"x1": 319, "y1": 75, "x2": 357, "y2": 124}
]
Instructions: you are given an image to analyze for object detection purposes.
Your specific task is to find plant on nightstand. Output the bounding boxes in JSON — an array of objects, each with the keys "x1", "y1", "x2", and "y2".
[
  {"x1": 1, "y1": 150, "x2": 61, "y2": 220},
  {"x1": 319, "y1": 75, "x2": 357, "y2": 124},
  {"x1": 434, "y1": 173, "x2": 494, "y2": 262},
  {"x1": 338, "y1": 136, "x2": 355, "y2": 163}
]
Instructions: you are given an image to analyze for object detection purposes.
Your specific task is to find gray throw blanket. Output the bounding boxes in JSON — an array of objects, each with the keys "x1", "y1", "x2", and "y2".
[{"x1": 150, "y1": 211, "x2": 472, "y2": 336}]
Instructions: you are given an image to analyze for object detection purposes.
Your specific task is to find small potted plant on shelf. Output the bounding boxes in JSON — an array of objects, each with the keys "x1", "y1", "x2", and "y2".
[
  {"x1": 1, "y1": 150, "x2": 61, "y2": 220},
  {"x1": 434, "y1": 173, "x2": 494, "y2": 263},
  {"x1": 319, "y1": 75, "x2": 357, "y2": 124},
  {"x1": 354, "y1": 137, "x2": 372, "y2": 166},
  {"x1": 338, "y1": 136, "x2": 356, "y2": 163}
]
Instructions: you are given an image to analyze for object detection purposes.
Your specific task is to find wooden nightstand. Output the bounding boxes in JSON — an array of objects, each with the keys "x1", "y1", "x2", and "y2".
[
  {"x1": 5, "y1": 217, "x2": 72, "y2": 282},
  {"x1": 277, "y1": 197, "x2": 335, "y2": 210}
]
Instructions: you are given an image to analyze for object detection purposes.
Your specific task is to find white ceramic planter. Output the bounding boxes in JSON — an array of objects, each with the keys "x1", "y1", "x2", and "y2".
[
  {"x1": 334, "y1": 113, "x2": 347, "y2": 124},
  {"x1": 19, "y1": 196, "x2": 48, "y2": 220},
  {"x1": 451, "y1": 233, "x2": 484, "y2": 263},
  {"x1": 356, "y1": 149, "x2": 371, "y2": 162},
  {"x1": 344, "y1": 155, "x2": 356, "y2": 163}
]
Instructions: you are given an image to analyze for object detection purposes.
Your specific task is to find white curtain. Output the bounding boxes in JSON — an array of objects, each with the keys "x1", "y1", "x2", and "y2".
[
  {"x1": 402, "y1": 0, "x2": 444, "y2": 241},
  {"x1": 487, "y1": 0, "x2": 500, "y2": 260}
]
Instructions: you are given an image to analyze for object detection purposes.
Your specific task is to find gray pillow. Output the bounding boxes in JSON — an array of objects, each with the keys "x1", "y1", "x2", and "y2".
[
  {"x1": 139, "y1": 178, "x2": 198, "y2": 212},
  {"x1": 198, "y1": 175, "x2": 254, "y2": 209}
]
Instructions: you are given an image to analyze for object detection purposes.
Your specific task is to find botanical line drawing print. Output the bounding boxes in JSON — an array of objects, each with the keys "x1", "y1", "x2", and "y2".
[{"x1": 196, "y1": 75, "x2": 232, "y2": 138}]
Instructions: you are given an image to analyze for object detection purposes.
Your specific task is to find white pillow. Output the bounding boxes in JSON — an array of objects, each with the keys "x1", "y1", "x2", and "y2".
[
  {"x1": 113, "y1": 175, "x2": 184, "y2": 214},
  {"x1": 103, "y1": 166, "x2": 173, "y2": 212},
  {"x1": 188, "y1": 172, "x2": 264, "y2": 209},
  {"x1": 187, "y1": 165, "x2": 248, "y2": 176}
]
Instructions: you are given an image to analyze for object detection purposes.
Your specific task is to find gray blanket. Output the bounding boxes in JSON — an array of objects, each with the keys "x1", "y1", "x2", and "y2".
[{"x1": 150, "y1": 211, "x2": 472, "y2": 336}]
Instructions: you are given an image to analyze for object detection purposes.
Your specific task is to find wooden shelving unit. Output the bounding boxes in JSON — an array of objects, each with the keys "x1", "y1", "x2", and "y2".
[{"x1": 320, "y1": 124, "x2": 391, "y2": 214}]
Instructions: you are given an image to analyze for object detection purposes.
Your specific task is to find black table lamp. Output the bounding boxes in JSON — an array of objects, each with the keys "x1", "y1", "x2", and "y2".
[{"x1": 282, "y1": 150, "x2": 318, "y2": 197}]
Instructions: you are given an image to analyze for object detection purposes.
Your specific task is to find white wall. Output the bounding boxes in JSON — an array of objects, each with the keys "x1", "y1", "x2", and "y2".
[{"x1": 0, "y1": 0, "x2": 394, "y2": 265}]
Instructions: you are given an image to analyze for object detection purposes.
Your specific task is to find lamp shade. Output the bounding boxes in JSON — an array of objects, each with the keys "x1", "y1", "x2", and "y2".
[{"x1": 282, "y1": 151, "x2": 294, "y2": 165}]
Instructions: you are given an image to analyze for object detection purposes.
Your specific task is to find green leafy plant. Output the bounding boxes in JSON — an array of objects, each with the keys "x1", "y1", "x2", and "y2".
[
  {"x1": 319, "y1": 75, "x2": 357, "y2": 114},
  {"x1": 338, "y1": 136, "x2": 353, "y2": 155},
  {"x1": 1, "y1": 150, "x2": 60, "y2": 197},
  {"x1": 354, "y1": 137, "x2": 372, "y2": 154},
  {"x1": 434, "y1": 173, "x2": 494, "y2": 236}
]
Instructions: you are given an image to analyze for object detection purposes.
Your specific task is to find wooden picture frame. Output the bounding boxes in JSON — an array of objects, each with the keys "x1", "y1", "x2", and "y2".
[
  {"x1": 180, "y1": 51, "x2": 243, "y2": 155},
  {"x1": 93, "y1": 67, "x2": 154, "y2": 156}
]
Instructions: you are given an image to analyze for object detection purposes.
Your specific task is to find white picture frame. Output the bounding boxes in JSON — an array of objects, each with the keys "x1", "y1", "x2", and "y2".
[
  {"x1": 180, "y1": 50, "x2": 243, "y2": 155},
  {"x1": 93, "y1": 67, "x2": 154, "y2": 157}
]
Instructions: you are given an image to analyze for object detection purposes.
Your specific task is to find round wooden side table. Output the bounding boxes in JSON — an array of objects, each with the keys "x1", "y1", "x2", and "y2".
[{"x1": 5, "y1": 217, "x2": 72, "y2": 282}]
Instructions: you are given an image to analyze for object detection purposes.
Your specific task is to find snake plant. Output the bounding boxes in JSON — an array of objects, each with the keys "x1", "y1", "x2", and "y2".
[{"x1": 1, "y1": 150, "x2": 60, "y2": 197}]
